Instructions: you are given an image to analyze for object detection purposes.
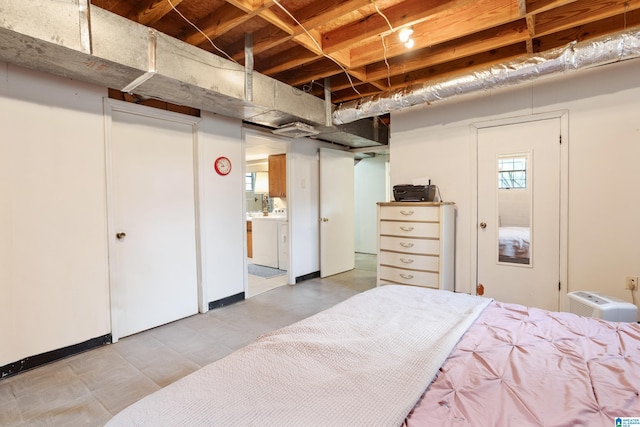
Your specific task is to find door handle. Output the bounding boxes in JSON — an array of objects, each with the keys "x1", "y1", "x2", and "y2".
[
  {"x1": 479, "y1": 222, "x2": 487, "y2": 229},
  {"x1": 321, "y1": 217, "x2": 329, "y2": 222},
  {"x1": 116, "y1": 232, "x2": 127, "y2": 240}
]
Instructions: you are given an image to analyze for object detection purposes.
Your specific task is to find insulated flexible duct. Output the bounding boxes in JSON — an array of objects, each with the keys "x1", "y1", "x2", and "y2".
[{"x1": 332, "y1": 26, "x2": 640, "y2": 125}]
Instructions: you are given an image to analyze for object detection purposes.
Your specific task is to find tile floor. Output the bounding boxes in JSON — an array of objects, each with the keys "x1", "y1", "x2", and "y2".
[
  {"x1": 0, "y1": 254, "x2": 377, "y2": 426},
  {"x1": 246, "y1": 265, "x2": 289, "y2": 298}
]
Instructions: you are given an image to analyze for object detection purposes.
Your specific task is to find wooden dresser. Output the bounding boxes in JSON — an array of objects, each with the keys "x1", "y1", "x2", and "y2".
[{"x1": 377, "y1": 202, "x2": 454, "y2": 291}]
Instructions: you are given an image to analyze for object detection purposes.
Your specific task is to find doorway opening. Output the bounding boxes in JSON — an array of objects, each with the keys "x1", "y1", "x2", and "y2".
[{"x1": 244, "y1": 131, "x2": 289, "y2": 298}]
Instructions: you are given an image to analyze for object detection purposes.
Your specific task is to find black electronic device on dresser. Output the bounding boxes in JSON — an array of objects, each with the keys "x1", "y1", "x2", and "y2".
[{"x1": 393, "y1": 181, "x2": 437, "y2": 202}]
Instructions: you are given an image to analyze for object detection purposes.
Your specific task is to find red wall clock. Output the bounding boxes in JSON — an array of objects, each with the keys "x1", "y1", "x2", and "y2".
[{"x1": 214, "y1": 156, "x2": 232, "y2": 176}]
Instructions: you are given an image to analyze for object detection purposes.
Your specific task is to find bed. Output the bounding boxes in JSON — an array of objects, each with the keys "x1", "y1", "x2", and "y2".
[
  {"x1": 106, "y1": 285, "x2": 640, "y2": 426},
  {"x1": 499, "y1": 226, "x2": 530, "y2": 264}
]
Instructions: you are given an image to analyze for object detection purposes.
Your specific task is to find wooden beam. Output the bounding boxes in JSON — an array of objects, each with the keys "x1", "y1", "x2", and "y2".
[
  {"x1": 224, "y1": 0, "x2": 275, "y2": 13},
  {"x1": 348, "y1": 0, "x2": 522, "y2": 68},
  {"x1": 533, "y1": 7, "x2": 640, "y2": 51},
  {"x1": 526, "y1": 0, "x2": 578, "y2": 15},
  {"x1": 364, "y1": 21, "x2": 528, "y2": 81},
  {"x1": 184, "y1": 3, "x2": 253, "y2": 46},
  {"x1": 257, "y1": 46, "x2": 322, "y2": 75},
  {"x1": 534, "y1": 0, "x2": 640, "y2": 37},
  {"x1": 227, "y1": 0, "x2": 371, "y2": 61},
  {"x1": 136, "y1": 0, "x2": 183, "y2": 26},
  {"x1": 322, "y1": 0, "x2": 512, "y2": 53}
]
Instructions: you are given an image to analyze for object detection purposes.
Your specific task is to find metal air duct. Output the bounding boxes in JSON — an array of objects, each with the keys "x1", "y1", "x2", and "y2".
[
  {"x1": 0, "y1": 0, "x2": 386, "y2": 147},
  {"x1": 333, "y1": 26, "x2": 640, "y2": 125}
]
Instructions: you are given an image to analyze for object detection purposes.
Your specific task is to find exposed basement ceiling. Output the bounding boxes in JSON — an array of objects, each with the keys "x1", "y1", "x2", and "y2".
[
  {"x1": 1, "y1": 0, "x2": 639, "y2": 149},
  {"x1": 92, "y1": 0, "x2": 640, "y2": 105}
]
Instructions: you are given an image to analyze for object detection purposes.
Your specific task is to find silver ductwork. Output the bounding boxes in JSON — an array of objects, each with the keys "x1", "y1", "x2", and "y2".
[
  {"x1": 0, "y1": 0, "x2": 385, "y2": 147},
  {"x1": 333, "y1": 26, "x2": 640, "y2": 125}
]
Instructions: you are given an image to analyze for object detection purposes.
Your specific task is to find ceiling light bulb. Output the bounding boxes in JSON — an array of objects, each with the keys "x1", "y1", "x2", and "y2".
[
  {"x1": 405, "y1": 38, "x2": 415, "y2": 49},
  {"x1": 398, "y1": 27, "x2": 414, "y2": 43}
]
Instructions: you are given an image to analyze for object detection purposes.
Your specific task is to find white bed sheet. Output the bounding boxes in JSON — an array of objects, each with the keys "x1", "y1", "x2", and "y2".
[{"x1": 106, "y1": 286, "x2": 491, "y2": 427}]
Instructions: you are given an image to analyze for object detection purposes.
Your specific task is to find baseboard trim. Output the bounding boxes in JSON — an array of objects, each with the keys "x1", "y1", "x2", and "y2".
[
  {"x1": 209, "y1": 292, "x2": 245, "y2": 310},
  {"x1": 0, "y1": 334, "x2": 112, "y2": 380},
  {"x1": 296, "y1": 271, "x2": 320, "y2": 283}
]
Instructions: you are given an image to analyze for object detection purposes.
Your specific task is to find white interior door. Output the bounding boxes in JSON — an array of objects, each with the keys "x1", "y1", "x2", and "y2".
[
  {"x1": 319, "y1": 147, "x2": 355, "y2": 277},
  {"x1": 477, "y1": 118, "x2": 561, "y2": 311},
  {"x1": 109, "y1": 106, "x2": 199, "y2": 339}
]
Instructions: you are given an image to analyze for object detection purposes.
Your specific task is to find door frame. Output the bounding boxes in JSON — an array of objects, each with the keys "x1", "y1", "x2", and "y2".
[
  {"x1": 103, "y1": 98, "x2": 203, "y2": 342},
  {"x1": 470, "y1": 111, "x2": 569, "y2": 305},
  {"x1": 241, "y1": 128, "x2": 294, "y2": 288}
]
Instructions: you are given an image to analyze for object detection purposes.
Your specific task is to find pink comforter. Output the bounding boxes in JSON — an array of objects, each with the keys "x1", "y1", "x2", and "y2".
[{"x1": 405, "y1": 300, "x2": 640, "y2": 426}]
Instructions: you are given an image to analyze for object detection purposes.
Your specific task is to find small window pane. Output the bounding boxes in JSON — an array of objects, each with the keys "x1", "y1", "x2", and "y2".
[{"x1": 498, "y1": 156, "x2": 527, "y2": 189}]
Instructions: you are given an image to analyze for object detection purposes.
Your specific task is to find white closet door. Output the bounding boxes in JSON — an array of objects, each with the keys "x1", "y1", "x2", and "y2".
[
  {"x1": 319, "y1": 147, "x2": 355, "y2": 278},
  {"x1": 109, "y1": 107, "x2": 198, "y2": 339}
]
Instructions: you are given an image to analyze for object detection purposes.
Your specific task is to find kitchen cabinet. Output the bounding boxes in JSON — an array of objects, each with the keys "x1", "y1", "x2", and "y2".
[
  {"x1": 377, "y1": 202, "x2": 454, "y2": 291},
  {"x1": 268, "y1": 154, "x2": 286, "y2": 198}
]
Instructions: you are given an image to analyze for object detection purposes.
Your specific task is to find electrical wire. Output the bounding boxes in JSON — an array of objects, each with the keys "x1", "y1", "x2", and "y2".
[
  {"x1": 372, "y1": 0, "x2": 394, "y2": 89},
  {"x1": 380, "y1": 35, "x2": 392, "y2": 88},
  {"x1": 271, "y1": 0, "x2": 361, "y2": 97},
  {"x1": 167, "y1": 0, "x2": 240, "y2": 65},
  {"x1": 372, "y1": 0, "x2": 394, "y2": 33}
]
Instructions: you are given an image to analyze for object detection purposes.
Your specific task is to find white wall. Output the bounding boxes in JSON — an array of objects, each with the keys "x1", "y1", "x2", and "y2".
[
  {"x1": 199, "y1": 111, "x2": 245, "y2": 303},
  {"x1": 0, "y1": 64, "x2": 246, "y2": 366},
  {"x1": 0, "y1": 64, "x2": 110, "y2": 366},
  {"x1": 355, "y1": 155, "x2": 388, "y2": 254},
  {"x1": 391, "y1": 59, "x2": 640, "y2": 304}
]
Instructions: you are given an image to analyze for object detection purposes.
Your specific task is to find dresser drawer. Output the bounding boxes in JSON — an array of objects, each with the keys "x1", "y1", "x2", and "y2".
[
  {"x1": 379, "y1": 251, "x2": 439, "y2": 271},
  {"x1": 379, "y1": 221, "x2": 439, "y2": 238},
  {"x1": 379, "y1": 205, "x2": 439, "y2": 221},
  {"x1": 379, "y1": 266, "x2": 439, "y2": 288},
  {"x1": 379, "y1": 236, "x2": 440, "y2": 255}
]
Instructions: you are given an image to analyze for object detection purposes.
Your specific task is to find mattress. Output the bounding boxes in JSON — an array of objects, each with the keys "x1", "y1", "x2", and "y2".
[{"x1": 405, "y1": 300, "x2": 640, "y2": 425}]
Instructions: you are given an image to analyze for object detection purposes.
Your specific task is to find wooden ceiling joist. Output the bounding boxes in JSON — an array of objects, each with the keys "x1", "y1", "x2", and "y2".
[{"x1": 91, "y1": 0, "x2": 640, "y2": 111}]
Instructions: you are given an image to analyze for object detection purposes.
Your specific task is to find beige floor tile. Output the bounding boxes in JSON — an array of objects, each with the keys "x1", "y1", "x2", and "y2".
[
  {"x1": 93, "y1": 375, "x2": 160, "y2": 416},
  {"x1": 0, "y1": 254, "x2": 377, "y2": 425},
  {"x1": 138, "y1": 349, "x2": 201, "y2": 387}
]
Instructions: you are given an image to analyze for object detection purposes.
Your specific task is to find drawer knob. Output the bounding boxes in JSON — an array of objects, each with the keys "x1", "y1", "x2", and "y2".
[
  {"x1": 399, "y1": 242, "x2": 414, "y2": 248},
  {"x1": 400, "y1": 273, "x2": 414, "y2": 280},
  {"x1": 400, "y1": 226, "x2": 414, "y2": 232},
  {"x1": 399, "y1": 258, "x2": 414, "y2": 264},
  {"x1": 400, "y1": 210, "x2": 414, "y2": 216}
]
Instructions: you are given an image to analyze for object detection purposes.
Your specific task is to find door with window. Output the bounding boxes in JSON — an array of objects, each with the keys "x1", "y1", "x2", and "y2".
[{"x1": 477, "y1": 118, "x2": 561, "y2": 311}]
